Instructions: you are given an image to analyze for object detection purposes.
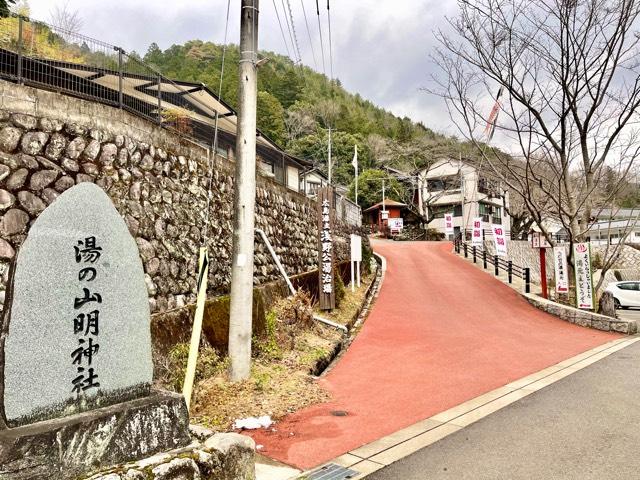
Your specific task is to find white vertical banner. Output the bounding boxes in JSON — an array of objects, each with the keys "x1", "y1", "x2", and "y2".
[
  {"x1": 553, "y1": 246, "x2": 569, "y2": 293},
  {"x1": 573, "y1": 242, "x2": 594, "y2": 309},
  {"x1": 471, "y1": 217, "x2": 483, "y2": 248},
  {"x1": 492, "y1": 225, "x2": 508, "y2": 256},
  {"x1": 444, "y1": 213, "x2": 454, "y2": 234}
]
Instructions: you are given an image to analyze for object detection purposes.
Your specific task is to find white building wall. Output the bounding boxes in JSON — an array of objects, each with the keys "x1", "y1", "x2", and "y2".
[{"x1": 420, "y1": 158, "x2": 510, "y2": 240}]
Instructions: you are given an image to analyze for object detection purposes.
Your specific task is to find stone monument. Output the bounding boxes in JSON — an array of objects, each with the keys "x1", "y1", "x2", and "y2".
[{"x1": 0, "y1": 183, "x2": 190, "y2": 479}]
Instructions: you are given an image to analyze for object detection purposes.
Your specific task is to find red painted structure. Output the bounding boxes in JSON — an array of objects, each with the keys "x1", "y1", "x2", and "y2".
[{"x1": 363, "y1": 198, "x2": 406, "y2": 232}]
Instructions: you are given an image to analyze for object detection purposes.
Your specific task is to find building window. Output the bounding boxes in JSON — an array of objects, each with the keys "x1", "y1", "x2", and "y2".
[
  {"x1": 287, "y1": 165, "x2": 299, "y2": 192},
  {"x1": 258, "y1": 159, "x2": 274, "y2": 176},
  {"x1": 307, "y1": 181, "x2": 321, "y2": 195},
  {"x1": 427, "y1": 176, "x2": 460, "y2": 192},
  {"x1": 216, "y1": 144, "x2": 228, "y2": 159},
  {"x1": 431, "y1": 204, "x2": 462, "y2": 218},
  {"x1": 479, "y1": 203, "x2": 501, "y2": 223},
  {"x1": 492, "y1": 206, "x2": 502, "y2": 224},
  {"x1": 477, "y1": 177, "x2": 499, "y2": 195}
]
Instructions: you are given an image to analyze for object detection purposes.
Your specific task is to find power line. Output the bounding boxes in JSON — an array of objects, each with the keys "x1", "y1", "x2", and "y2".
[
  {"x1": 281, "y1": 0, "x2": 300, "y2": 63},
  {"x1": 315, "y1": 0, "x2": 326, "y2": 76},
  {"x1": 327, "y1": 0, "x2": 333, "y2": 80},
  {"x1": 203, "y1": 0, "x2": 232, "y2": 245},
  {"x1": 272, "y1": 0, "x2": 292, "y2": 58},
  {"x1": 285, "y1": 0, "x2": 303, "y2": 65},
  {"x1": 300, "y1": 0, "x2": 318, "y2": 70}
]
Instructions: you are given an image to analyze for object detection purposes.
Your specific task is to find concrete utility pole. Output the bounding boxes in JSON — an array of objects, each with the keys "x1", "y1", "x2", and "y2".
[{"x1": 228, "y1": 0, "x2": 259, "y2": 381}]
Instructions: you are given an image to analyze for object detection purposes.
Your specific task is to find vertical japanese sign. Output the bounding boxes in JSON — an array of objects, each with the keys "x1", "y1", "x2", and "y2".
[
  {"x1": 472, "y1": 217, "x2": 483, "y2": 247},
  {"x1": 492, "y1": 225, "x2": 508, "y2": 256},
  {"x1": 444, "y1": 213, "x2": 454, "y2": 234},
  {"x1": 318, "y1": 187, "x2": 335, "y2": 310},
  {"x1": 553, "y1": 246, "x2": 569, "y2": 293},
  {"x1": 573, "y1": 242, "x2": 594, "y2": 309},
  {"x1": 350, "y1": 234, "x2": 362, "y2": 262},
  {"x1": 72, "y1": 236, "x2": 102, "y2": 395}
]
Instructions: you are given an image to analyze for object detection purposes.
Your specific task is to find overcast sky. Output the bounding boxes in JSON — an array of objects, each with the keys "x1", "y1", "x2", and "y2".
[{"x1": 28, "y1": 0, "x2": 461, "y2": 137}]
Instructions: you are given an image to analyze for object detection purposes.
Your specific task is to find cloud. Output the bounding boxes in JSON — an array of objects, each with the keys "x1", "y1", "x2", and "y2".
[{"x1": 28, "y1": 0, "x2": 460, "y2": 134}]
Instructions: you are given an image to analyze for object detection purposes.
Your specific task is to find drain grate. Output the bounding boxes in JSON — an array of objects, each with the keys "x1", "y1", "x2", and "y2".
[{"x1": 306, "y1": 463, "x2": 358, "y2": 480}]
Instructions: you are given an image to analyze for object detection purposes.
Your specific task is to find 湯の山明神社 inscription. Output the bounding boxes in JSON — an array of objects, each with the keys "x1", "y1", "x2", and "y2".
[{"x1": 1, "y1": 182, "x2": 153, "y2": 427}]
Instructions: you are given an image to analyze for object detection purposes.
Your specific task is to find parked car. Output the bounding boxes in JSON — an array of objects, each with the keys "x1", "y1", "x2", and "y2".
[{"x1": 605, "y1": 281, "x2": 640, "y2": 309}]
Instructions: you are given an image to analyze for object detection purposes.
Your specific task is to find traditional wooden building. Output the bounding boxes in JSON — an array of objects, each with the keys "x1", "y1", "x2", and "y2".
[{"x1": 364, "y1": 199, "x2": 407, "y2": 233}]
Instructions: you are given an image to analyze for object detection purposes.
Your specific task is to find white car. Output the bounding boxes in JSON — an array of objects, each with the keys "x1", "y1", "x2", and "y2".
[{"x1": 605, "y1": 281, "x2": 640, "y2": 309}]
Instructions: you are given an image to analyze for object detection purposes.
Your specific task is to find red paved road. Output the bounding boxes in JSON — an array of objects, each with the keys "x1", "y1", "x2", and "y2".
[{"x1": 249, "y1": 241, "x2": 618, "y2": 470}]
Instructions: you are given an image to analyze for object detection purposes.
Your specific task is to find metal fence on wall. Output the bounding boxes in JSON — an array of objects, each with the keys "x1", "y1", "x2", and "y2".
[
  {"x1": 0, "y1": 15, "x2": 225, "y2": 134},
  {"x1": 336, "y1": 194, "x2": 362, "y2": 228}
]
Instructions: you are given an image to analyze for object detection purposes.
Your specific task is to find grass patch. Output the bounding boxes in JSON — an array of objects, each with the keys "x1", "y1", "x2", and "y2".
[
  {"x1": 159, "y1": 276, "x2": 376, "y2": 433},
  {"x1": 315, "y1": 271, "x2": 374, "y2": 326}
]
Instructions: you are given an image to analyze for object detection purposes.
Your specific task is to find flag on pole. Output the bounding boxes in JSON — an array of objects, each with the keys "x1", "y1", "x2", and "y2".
[
  {"x1": 484, "y1": 86, "x2": 503, "y2": 142},
  {"x1": 352, "y1": 145, "x2": 359, "y2": 205},
  {"x1": 352, "y1": 144, "x2": 358, "y2": 170}
]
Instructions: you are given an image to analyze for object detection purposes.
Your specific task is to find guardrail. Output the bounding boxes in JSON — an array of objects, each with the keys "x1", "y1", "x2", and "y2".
[{"x1": 454, "y1": 240, "x2": 530, "y2": 293}]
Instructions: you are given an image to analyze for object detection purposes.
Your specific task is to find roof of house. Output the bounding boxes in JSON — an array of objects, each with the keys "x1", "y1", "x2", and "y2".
[
  {"x1": 363, "y1": 199, "x2": 408, "y2": 213},
  {"x1": 9, "y1": 52, "x2": 312, "y2": 168}
]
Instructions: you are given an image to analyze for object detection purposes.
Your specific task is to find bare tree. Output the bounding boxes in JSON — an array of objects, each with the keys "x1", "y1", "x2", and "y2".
[
  {"x1": 284, "y1": 108, "x2": 316, "y2": 144},
  {"x1": 49, "y1": 1, "x2": 83, "y2": 38},
  {"x1": 432, "y1": 0, "x2": 640, "y2": 290}
]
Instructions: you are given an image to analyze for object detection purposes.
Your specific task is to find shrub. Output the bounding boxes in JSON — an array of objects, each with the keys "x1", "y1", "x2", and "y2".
[
  {"x1": 255, "y1": 290, "x2": 314, "y2": 355},
  {"x1": 165, "y1": 342, "x2": 226, "y2": 392},
  {"x1": 592, "y1": 251, "x2": 604, "y2": 270}
]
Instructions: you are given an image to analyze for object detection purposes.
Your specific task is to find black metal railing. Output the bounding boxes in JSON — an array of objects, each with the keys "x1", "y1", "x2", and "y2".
[{"x1": 454, "y1": 240, "x2": 530, "y2": 293}]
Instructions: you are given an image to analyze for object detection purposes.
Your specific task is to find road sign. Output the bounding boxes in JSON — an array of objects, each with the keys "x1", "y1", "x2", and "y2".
[
  {"x1": 531, "y1": 231, "x2": 551, "y2": 249},
  {"x1": 387, "y1": 218, "x2": 403, "y2": 230}
]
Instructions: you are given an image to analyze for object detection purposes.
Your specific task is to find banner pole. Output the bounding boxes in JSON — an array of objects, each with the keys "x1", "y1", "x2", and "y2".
[{"x1": 182, "y1": 247, "x2": 209, "y2": 411}]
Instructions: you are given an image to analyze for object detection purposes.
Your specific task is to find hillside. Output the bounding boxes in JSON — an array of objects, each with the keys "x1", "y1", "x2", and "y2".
[{"x1": 142, "y1": 40, "x2": 476, "y2": 204}]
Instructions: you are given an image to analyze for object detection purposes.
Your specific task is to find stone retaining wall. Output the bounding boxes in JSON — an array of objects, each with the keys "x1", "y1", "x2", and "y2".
[
  {"x1": 522, "y1": 293, "x2": 637, "y2": 334},
  {"x1": 0, "y1": 81, "x2": 362, "y2": 316}
]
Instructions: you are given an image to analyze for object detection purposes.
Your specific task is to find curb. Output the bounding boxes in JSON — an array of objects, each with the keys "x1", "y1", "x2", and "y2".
[{"x1": 308, "y1": 336, "x2": 640, "y2": 479}]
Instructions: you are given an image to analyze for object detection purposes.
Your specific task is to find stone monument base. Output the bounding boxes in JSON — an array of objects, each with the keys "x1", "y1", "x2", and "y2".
[{"x1": 0, "y1": 389, "x2": 191, "y2": 480}]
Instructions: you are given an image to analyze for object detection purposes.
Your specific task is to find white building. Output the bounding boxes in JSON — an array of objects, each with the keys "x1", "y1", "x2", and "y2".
[
  {"x1": 299, "y1": 168, "x2": 329, "y2": 197},
  {"x1": 587, "y1": 218, "x2": 640, "y2": 246},
  {"x1": 417, "y1": 158, "x2": 510, "y2": 240}
]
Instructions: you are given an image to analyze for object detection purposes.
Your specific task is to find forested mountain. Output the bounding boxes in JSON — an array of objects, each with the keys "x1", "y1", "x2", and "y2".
[
  {"x1": 141, "y1": 40, "x2": 640, "y2": 211},
  {"x1": 142, "y1": 40, "x2": 476, "y2": 207}
]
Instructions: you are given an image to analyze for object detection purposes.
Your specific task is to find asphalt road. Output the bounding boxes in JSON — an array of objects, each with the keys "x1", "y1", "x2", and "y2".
[
  {"x1": 368, "y1": 339, "x2": 640, "y2": 480},
  {"x1": 249, "y1": 241, "x2": 616, "y2": 469},
  {"x1": 617, "y1": 306, "x2": 640, "y2": 324}
]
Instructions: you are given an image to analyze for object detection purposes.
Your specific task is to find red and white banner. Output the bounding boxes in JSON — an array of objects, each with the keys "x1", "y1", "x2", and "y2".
[
  {"x1": 444, "y1": 213, "x2": 454, "y2": 234},
  {"x1": 553, "y1": 246, "x2": 569, "y2": 293},
  {"x1": 472, "y1": 217, "x2": 483, "y2": 247},
  {"x1": 573, "y1": 242, "x2": 594, "y2": 310},
  {"x1": 492, "y1": 225, "x2": 508, "y2": 256}
]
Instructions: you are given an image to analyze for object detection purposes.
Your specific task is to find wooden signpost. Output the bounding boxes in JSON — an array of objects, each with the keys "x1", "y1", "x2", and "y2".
[
  {"x1": 530, "y1": 231, "x2": 550, "y2": 299},
  {"x1": 318, "y1": 187, "x2": 335, "y2": 310}
]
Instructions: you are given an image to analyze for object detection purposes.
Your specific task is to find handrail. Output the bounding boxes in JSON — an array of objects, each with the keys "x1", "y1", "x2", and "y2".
[{"x1": 454, "y1": 240, "x2": 530, "y2": 293}]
